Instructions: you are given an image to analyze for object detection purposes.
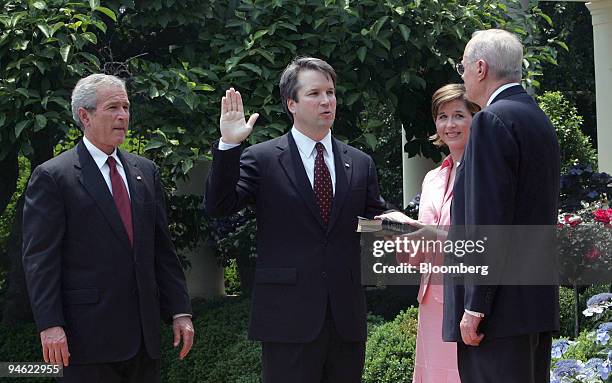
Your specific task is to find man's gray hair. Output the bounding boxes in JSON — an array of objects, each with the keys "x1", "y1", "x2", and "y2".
[
  {"x1": 71, "y1": 74, "x2": 126, "y2": 129},
  {"x1": 464, "y1": 29, "x2": 523, "y2": 83}
]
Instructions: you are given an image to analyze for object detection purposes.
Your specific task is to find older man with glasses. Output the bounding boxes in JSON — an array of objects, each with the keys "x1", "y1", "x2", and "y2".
[{"x1": 442, "y1": 29, "x2": 560, "y2": 383}]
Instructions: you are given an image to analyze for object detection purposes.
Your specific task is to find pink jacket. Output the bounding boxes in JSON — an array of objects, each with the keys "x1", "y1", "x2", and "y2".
[{"x1": 398, "y1": 156, "x2": 454, "y2": 303}]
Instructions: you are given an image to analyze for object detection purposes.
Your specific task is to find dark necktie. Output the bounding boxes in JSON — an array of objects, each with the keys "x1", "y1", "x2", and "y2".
[
  {"x1": 107, "y1": 156, "x2": 133, "y2": 246},
  {"x1": 314, "y1": 142, "x2": 333, "y2": 226}
]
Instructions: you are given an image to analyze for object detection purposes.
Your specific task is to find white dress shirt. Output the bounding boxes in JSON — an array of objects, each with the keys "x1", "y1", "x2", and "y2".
[
  {"x1": 486, "y1": 82, "x2": 521, "y2": 107},
  {"x1": 219, "y1": 127, "x2": 336, "y2": 194},
  {"x1": 82, "y1": 136, "x2": 130, "y2": 198}
]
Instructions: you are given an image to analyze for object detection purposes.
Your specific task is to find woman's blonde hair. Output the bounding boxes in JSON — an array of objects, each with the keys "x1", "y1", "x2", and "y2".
[{"x1": 429, "y1": 84, "x2": 480, "y2": 147}]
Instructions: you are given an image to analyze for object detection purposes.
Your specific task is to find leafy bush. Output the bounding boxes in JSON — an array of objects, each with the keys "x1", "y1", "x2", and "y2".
[
  {"x1": 0, "y1": 297, "x2": 261, "y2": 383},
  {"x1": 551, "y1": 292, "x2": 612, "y2": 382},
  {"x1": 559, "y1": 285, "x2": 612, "y2": 339},
  {"x1": 160, "y1": 298, "x2": 261, "y2": 382},
  {"x1": 0, "y1": 297, "x2": 419, "y2": 382},
  {"x1": 559, "y1": 164, "x2": 611, "y2": 213},
  {"x1": 0, "y1": 321, "x2": 53, "y2": 383},
  {"x1": 224, "y1": 259, "x2": 241, "y2": 296},
  {"x1": 0, "y1": 156, "x2": 30, "y2": 255},
  {"x1": 363, "y1": 307, "x2": 418, "y2": 383},
  {"x1": 365, "y1": 286, "x2": 419, "y2": 320},
  {"x1": 537, "y1": 91, "x2": 597, "y2": 173}
]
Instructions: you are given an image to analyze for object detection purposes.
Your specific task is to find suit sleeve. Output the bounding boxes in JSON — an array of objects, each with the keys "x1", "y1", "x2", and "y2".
[
  {"x1": 462, "y1": 111, "x2": 519, "y2": 315},
  {"x1": 22, "y1": 166, "x2": 66, "y2": 332},
  {"x1": 204, "y1": 143, "x2": 260, "y2": 217},
  {"x1": 153, "y1": 164, "x2": 192, "y2": 321},
  {"x1": 363, "y1": 155, "x2": 390, "y2": 218}
]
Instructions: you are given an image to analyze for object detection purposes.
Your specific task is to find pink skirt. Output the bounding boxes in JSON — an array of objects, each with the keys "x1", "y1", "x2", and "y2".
[{"x1": 412, "y1": 284, "x2": 461, "y2": 383}]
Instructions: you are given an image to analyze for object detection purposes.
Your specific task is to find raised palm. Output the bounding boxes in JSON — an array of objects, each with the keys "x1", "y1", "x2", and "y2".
[{"x1": 219, "y1": 87, "x2": 259, "y2": 144}]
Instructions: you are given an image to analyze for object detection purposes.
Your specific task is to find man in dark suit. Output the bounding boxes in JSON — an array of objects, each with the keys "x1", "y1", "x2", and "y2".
[
  {"x1": 22, "y1": 74, "x2": 194, "y2": 382},
  {"x1": 443, "y1": 29, "x2": 560, "y2": 382},
  {"x1": 205, "y1": 57, "x2": 388, "y2": 382}
]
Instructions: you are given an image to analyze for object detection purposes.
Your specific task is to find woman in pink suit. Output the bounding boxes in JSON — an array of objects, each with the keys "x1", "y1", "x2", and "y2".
[{"x1": 377, "y1": 84, "x2": 480, "y2": 383}]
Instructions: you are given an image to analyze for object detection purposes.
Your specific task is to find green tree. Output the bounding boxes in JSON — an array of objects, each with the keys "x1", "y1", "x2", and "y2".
[{"x1": 537, "y1": 91, "x2": 597, "y2": 173}]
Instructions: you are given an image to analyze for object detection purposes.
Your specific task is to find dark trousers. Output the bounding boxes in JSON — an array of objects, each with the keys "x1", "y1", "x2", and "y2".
[
  {"x1": 261, "y1": 306, "x2": 365, "y2": 383},
  {"x1": 59, "y1": 344, "x2": 160, "y2": 383},
  {"x1": 457, "y1": 332, "x2": 552, "y2": 383}
]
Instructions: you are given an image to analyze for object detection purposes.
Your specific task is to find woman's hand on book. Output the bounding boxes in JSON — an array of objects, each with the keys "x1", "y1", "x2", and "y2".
[{"x1": 374, "y1": 212, "x2": 424, "y2": 228}]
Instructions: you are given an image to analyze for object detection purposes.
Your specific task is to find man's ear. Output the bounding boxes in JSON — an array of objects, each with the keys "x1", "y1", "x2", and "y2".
[
  {"x1": 78, "y1": 107, "x2": 90, "y2": 129},
  {"x1": 287, "y1": 98, "x2": 296, "y2": 114},
  {"x1": 476, "y1": 60, "x2": 488, "y2": 80}
]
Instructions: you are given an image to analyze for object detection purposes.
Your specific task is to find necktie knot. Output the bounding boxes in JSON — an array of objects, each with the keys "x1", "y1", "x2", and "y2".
[
  {"x1": 107, "y1": 156, "x2": 117, "y2": 169},
  {"x1": 315, "y1": 142, "x2": 325, "y2": 156}
]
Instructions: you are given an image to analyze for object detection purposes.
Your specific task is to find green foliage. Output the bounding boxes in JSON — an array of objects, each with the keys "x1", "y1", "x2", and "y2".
[
  {"x1": 224, "y1": 259, "x2": 241, "y2": 296},
  {"x1": 101, "y1": 0, "x2": 562, "y2": 174},
  {"x1": 539, "y1": 2, "x2": 596, "y2": 140},
  {"x1": 365, "y1": 286, "x2": 419, "y2": 320},
  {"x1": 0, "y1": 322, "x2": 54, "y2": 382},
  {"x1": 0, "y1": 0, "x2": 110, "y2": 162},
  {"x1": 537, "y1": 91, "x2": 597, "y2": 173},
  {"x1": 0, "y1": 156, "x2": 30, "y2": 255},
  {"x1": 559, "y1": 285, "x2": 611, "y2": 339},
  {"x1": 0, "y1": 297, "x2": 415, "y2": 382},
  {"x1": 363, "y1": 307, "x2": 418, "y2": 383},
  {"x1": 559, "y1": 330, "x2": 602, "y2": 362},
  {"x1": 160, "y1": 298, "x2": 262, "y2": 382}
]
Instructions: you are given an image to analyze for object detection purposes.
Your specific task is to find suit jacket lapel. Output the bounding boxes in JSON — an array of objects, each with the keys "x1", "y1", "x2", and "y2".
[
  {"x1": 277, "y1": 132, "x2": 326, "y2": 227},
  {"x1": 117, "y1": 149, "x2": 144, "y2": 254},
  {"x1": 75, "y1": 142, "x2": 132, "y2": 250},
  {"x1": 327, "y1": 138, "x2": 351, "y2": 231}
]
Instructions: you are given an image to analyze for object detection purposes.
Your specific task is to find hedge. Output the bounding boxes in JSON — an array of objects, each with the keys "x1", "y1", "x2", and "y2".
[{"x1": 0, "y1": 297, "x2": 418, "y2": 382}]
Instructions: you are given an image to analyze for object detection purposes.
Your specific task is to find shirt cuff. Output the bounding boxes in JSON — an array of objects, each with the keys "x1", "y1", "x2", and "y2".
[
  {"x1": 172, "y1": 313, "x2": 192, "y2": 320},
  {"x1": 218, "y1": 139, "x2": 240, "y2": 150},
  {"x1": 464, "y1": 309, "x2": 485, "y2": 318}
]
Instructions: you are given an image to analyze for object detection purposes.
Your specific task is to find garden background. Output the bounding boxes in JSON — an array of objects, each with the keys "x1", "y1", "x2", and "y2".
[{"x1": 0, "y1": 0, "x2": 609, "y2": 382}]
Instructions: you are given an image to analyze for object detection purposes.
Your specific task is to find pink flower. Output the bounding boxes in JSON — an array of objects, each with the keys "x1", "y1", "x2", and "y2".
[
  {"x1": 584, "y1": 247, "x2": 602, "y2": 262},
  {"x1": 563, "y1": 214, "x2": 582, "y2": 227},
  {"x1": 594, "y1": 208, "x2": 612, "y2": 225}
]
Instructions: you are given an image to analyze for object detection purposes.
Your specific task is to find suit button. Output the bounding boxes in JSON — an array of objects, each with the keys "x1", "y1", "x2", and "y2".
[{"x1": 322, "y1": 272, "x2": 327, "y2": 279}]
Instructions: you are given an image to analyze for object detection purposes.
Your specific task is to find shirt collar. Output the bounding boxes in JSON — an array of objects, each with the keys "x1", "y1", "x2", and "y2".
[
  {"x1": 291, "y1": 127, "x2": 333, "y2": 159},
  {"x1": 440, "y1": 155, "x2": 453, "y2": 170},
  {"x1": 82, "y1": 136, "x2": 122, "y2": 170},
  {"x1": 486, "y1": 82, "x2": 521, "y2": 106}
]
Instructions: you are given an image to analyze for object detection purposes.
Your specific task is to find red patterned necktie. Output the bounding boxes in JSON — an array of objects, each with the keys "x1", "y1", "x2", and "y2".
[
  {"x1": 107, "y1": 156, "x2": 133, "y2": 246},
  {"x1": 313, "y1": 142, "x2": 333, "y2": 226}
]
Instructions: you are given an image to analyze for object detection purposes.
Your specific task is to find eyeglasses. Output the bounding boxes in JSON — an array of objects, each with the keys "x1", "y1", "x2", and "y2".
[{"x1": 456, "y1": 62, "x2": 466, "y2": 76}]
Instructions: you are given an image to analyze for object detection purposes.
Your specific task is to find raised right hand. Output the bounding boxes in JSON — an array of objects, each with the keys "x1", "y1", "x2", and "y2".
[
  {"x1": 40, "y1": 326, "x2": 70, "y2": 367},
  {"x1": 220, "y1": 87, "x2": 259, "y2": 144}
]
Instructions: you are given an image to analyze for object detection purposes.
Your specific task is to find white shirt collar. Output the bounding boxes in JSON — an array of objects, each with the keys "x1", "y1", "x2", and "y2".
[
  {"x1": 291, "y1": 127, "x2": 333, "y2": 159},
  {"x1": 82, "y1": 136, "x2": 122, "y2": 170},
  {"x1": 486, "y1": 83, "x2": 521, "y2": 106}
]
